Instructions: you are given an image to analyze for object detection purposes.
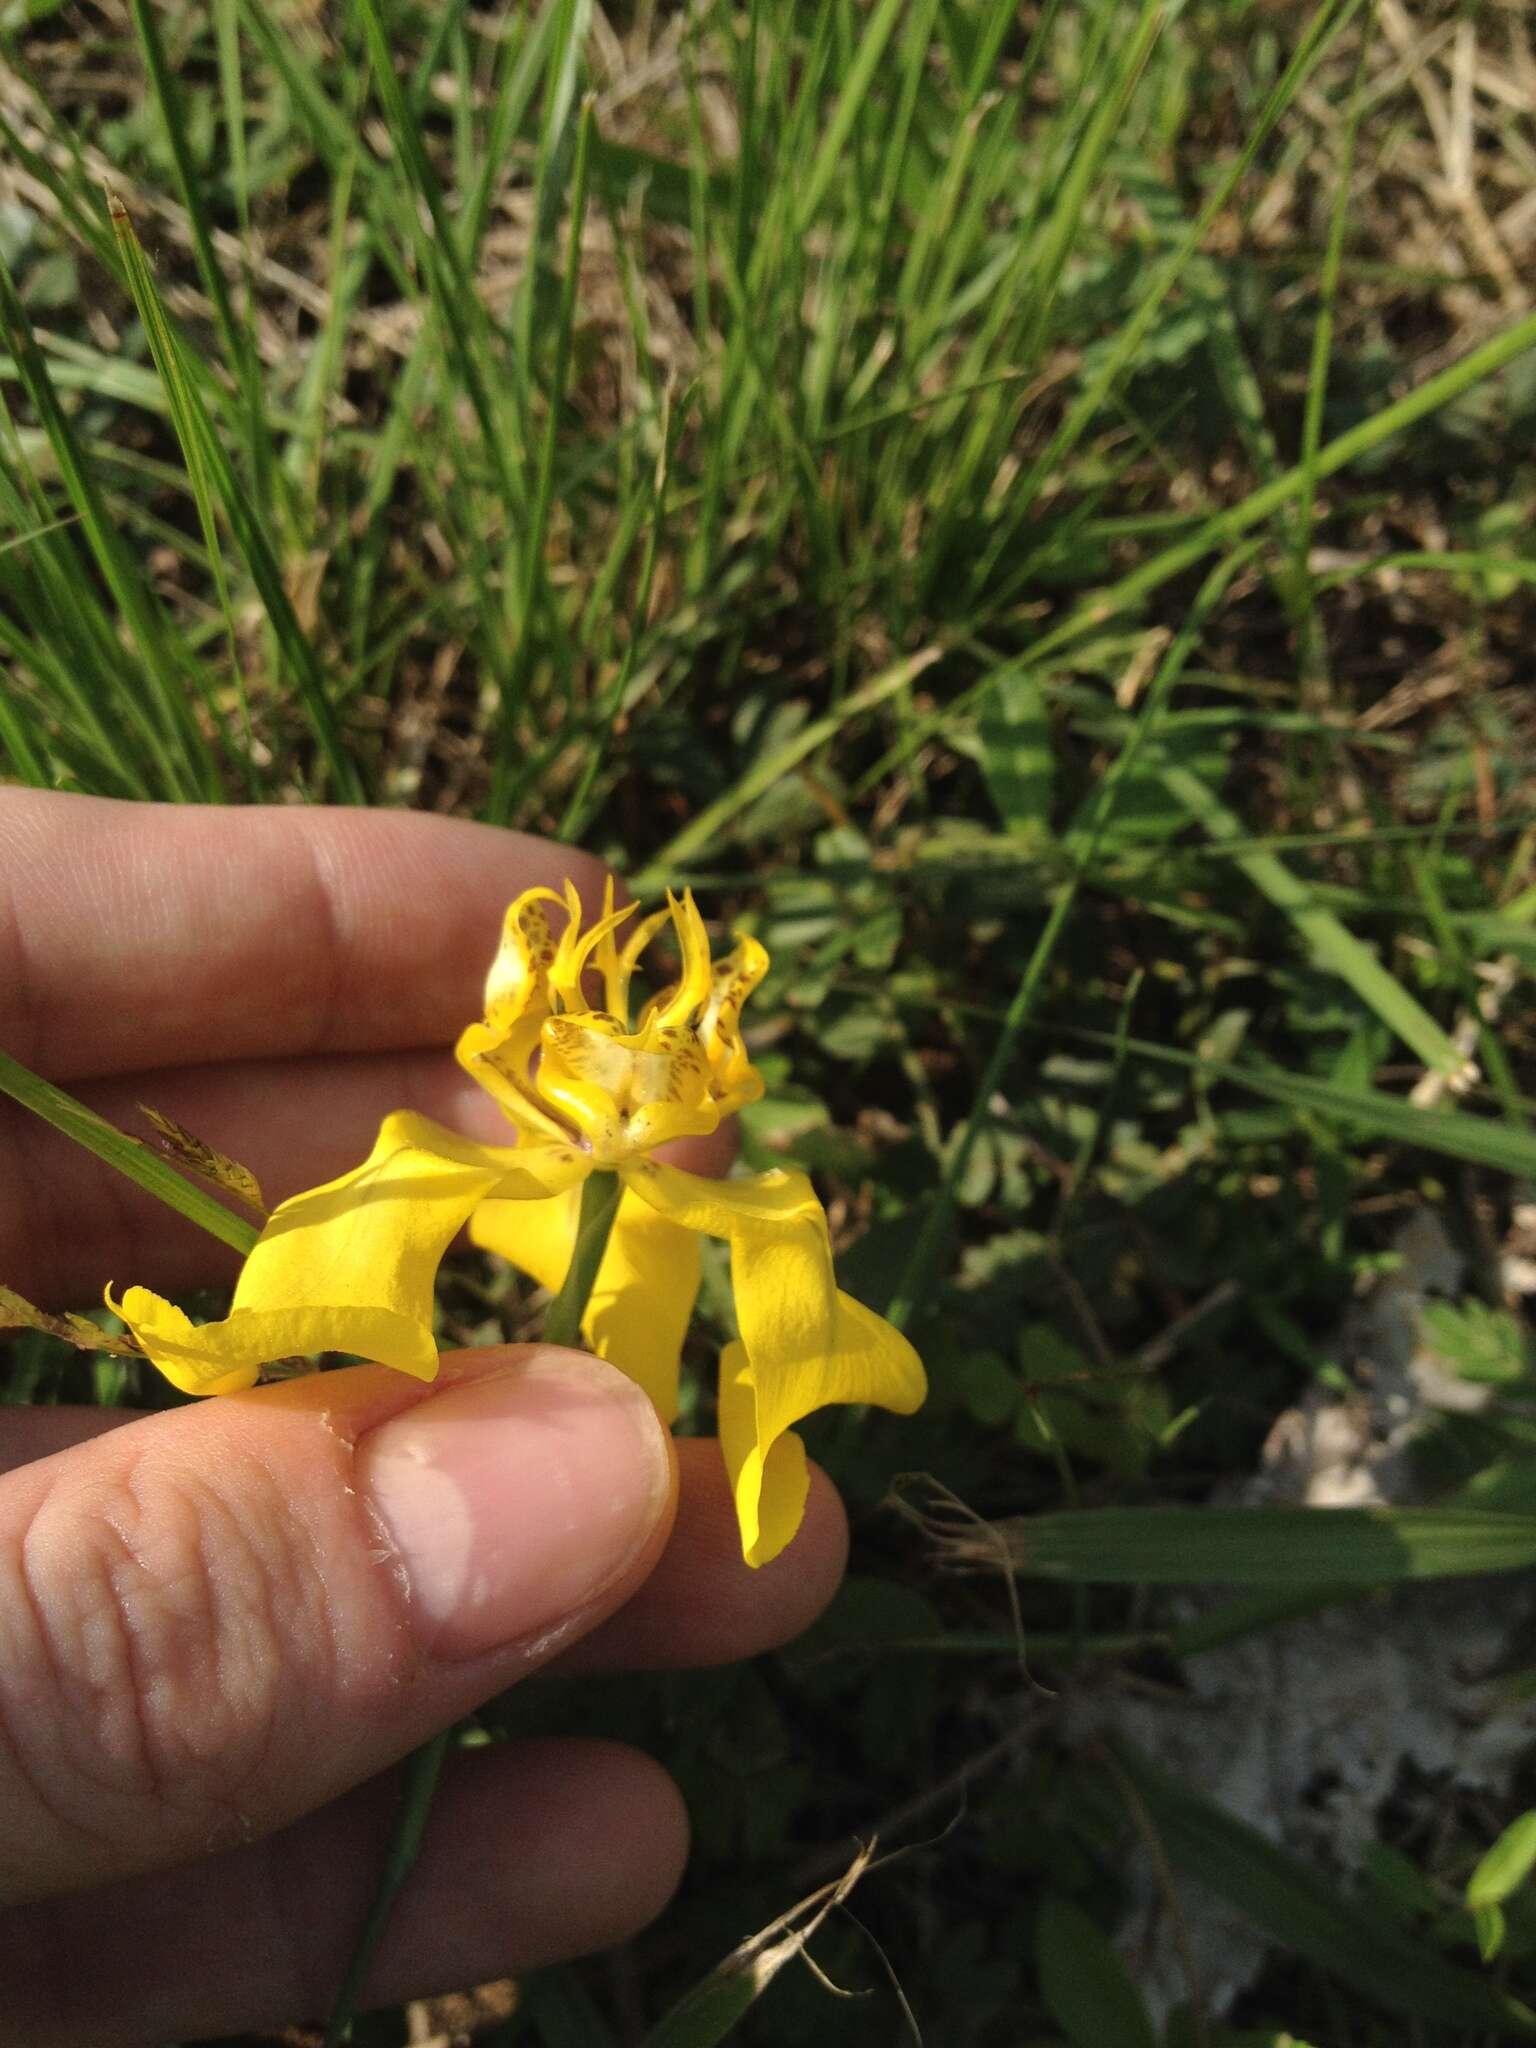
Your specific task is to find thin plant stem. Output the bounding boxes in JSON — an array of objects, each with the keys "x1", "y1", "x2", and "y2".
[
  {"x1": 319, "y1": 1730, "x2": 453, "y2": 2048},
  {"x1": 323, "y1": 1166, "x2": 622, "y2": 2043},
  {"x1": 543, "y1": 1169, "x2": 624, "y2": 1347}
]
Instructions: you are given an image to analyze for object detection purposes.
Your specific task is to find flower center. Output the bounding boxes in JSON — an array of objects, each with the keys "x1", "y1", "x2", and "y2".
[
  {"x1": 456, "y1": 883, "x2": 769, "y2": 1163},
  {"x1": 537, "y1": 1013, "x2": 715, "y2": 1165}
]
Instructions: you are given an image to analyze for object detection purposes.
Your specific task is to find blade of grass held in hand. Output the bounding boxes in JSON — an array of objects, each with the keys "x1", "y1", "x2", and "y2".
[
  {"x1": 138, "y1": 1105, "x2": 268, "y2": 1218},
  {"x1": 0, "y1": 1284, "x2": 143, "y2": 1357},
  {"x1": 0, "y1": 1047, "x2": 258, "y2": 1257}
]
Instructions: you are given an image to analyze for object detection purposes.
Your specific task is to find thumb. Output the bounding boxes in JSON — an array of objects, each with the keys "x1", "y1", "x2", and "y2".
[{"x1": 0, "y1": 1346, "x2": 674, "y2": 1906}]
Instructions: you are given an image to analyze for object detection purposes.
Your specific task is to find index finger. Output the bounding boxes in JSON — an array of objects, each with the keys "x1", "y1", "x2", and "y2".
[{"x1": 0, "y1": 792, "x2": 613, "y2": 1081}]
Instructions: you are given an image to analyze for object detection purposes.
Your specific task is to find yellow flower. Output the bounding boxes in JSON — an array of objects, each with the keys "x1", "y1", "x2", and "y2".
[{"x1": 114, "y1": 884, "x2": 926, "y2": 1566}]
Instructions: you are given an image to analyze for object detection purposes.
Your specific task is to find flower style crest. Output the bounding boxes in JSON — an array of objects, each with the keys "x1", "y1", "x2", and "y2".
[
  {"x1": 457, "y1": 880, "x2": 769, "y2": 1164},
  {"x1": 115, "y1": 884, "x2": 925, "y2": 1566}
]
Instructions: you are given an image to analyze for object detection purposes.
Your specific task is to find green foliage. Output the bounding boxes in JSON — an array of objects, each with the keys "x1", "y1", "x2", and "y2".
[
  {"x1": 1468, "y1": 1811, "x2": 1536, "y2": 1964},
  {"x1": 4, "y1": 0, "x2": 1536, "y2": 2043},
  {"x1": 1106, "y1": 1743, "x2": 1536, "y2": 2034},
  {"x1": 1424, "y1": 1299, "x2": 1534, "y2": 1388},
  {"x1": 1035, "y1": 1893, "x2": 1158, "y2": 2048}
]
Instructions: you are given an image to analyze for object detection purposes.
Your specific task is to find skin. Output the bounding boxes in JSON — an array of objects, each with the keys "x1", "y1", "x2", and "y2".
[{"x1": 0, "y1": 792, "x2": 848, "y2": 2045}]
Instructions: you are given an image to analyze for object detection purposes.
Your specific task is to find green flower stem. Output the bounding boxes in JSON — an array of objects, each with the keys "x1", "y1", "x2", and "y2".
[
  {"x1": 319, "y1": 1730, "x2": 451, "y2": 2048},
  {"x1": 542, "y1": 1168, "x2": 623, "y2": 1347},
  {"x1": 323, "y1": 1167, "x2": 622, "y2": 2045}
]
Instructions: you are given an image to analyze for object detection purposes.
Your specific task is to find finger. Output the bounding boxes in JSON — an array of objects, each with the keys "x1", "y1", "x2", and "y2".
[
  {"x1": 0, "y1": 1418, "x2": 846, "y2": 1672},
  {"x1": 0, "y1": 790, "x2": 616, "y2": 1080},
  {"x1": 561, "y1": 1438, "x2": 848, "y2": 1672},
  {"x1": 3, "y1": 1738, "x2": 687, "y2": 2047},
  {"x1": 0, "y1": 1345, "x2": 675, "y2": 1905},
  {"x1": 1, "y1": 1048, "x2": 736, "y2": 1303}
]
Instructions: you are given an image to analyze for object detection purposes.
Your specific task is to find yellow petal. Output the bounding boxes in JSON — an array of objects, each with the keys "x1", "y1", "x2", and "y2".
[
  {"x1": 473, "y1": 1182, "x2": 699, "y2": 1421},
  {"x1": 621, "y1": 1098, "x2": 724, "y2": 1155},
  {"x1": 699, "y1": 931, "x2": 770, "y2": 1097},
  {"x1": 103, "y1": 1288, "x2": 263, "y2": 1398},
  {"x1": 621, "y1": 1159, "x2": 835, "y2": 1357},
  {"x1": 595, "y1": 878, "x2": 664, "y2": 1022},
  {"x1": 114, "y1": 1112, "x2": 588, "y2": 1394},
  {"x1": 483, "y1": 887, "x2": 562, "y2": 1029},
  {"x1": 533, "y1": 1017, "x2": 627, "y2": 1156},
  {"x1": 586, "y1": 1192, "x2": 699, "y2": 1421},
  {"x1": 549, "y1": 900, "x2": 637, "y2": 1016},
  {"x1": 648, "y1": 890, "x2": 713, "y2": 1029},
  {"x1": 616, "y1": 905, "x2": 673, "y2": 1022},
  {"x1": 456, "y1": 1015, "x2": 567, "y2": 1140},
  {"x1": 717, "y1": 1339, "x2": 808, "y2": 1569},
  {"x1": 623, "y1": 1160, "x2": 926, "y2": 1563},
  {"x1": 471, "y1": 1185, "x2": 581, "y2": 1297}
]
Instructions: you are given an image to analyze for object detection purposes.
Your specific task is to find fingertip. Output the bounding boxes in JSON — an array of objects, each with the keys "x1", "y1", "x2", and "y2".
[
  {"x1": 534, "y1": 1739, "x2": 691, "y2": 1943},
  {"x1": 560, "y1": 1442, "x2": 848, "y2": 1672},
  {"x1": 786, "y1": 1459, "x2": 851, "y2": 1615},
  {"x1": 354, "y1": 1346, "x2": 676, "y2": 1663},
  {"x1": 364, "y1": 1739, "x2": 687, "y2": 1987},
  {"x1": 750, "y1": 1459, "x2": 848, "y2": 1644}
]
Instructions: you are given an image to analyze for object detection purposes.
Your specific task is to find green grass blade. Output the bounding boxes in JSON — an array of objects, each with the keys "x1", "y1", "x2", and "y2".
[
  {"x1": 888, "y1": 547, "x2": 1261, "y2": 1330},
  {"x1": 559, "y1": 383, "x2": 675, "y2": 843},
  {"x1": 109, "y1": 195, "x2": 363, "y2": 801},
  {"x1": 1107, "y1": 1741, "x2": 1536, "y2": 2032},
  {"x1": 130, "y1": 0, "x2": 277, "y2": 507},
  {"x1": 104, "y1": 194, "x2": 256, "y2": 782},
  {"x1": 636, "y1": 646, "x2": 941, "y2": 882},
  {"x1": 461, "y1": 5, "x2": 562, "y2": 257},
  {"x1": 1162, "y1": 763, "x2": 1469, "y2": 1080},
  {"x1": 645, "y1": 1849, "x2": 875, "y2": 2048},
  {"x1": 1468, "y1": 1811, "x2": 1536, "y2": 1912},
  {"x1": 0, "y1": 1048, "x2": 258, "y2": 1258},
  {"x1": 0, "y1": 658, "x2": 49, "y2": 782},
  {"x1": 213, "y1": 0, "x2": 251, "y2": 238},
  {"x1": 858, "y1": 300, "x2": 1536, "y2": 793},
  {"x1": 1289, "y1": 24, "x2": 1371, "y2": 683},
  {"x1": 0, "y1": 421, "x2": 157, "y2": 788},
  {"x1": 976, "y1": 0, "x2": 1360, "y2": 592},
  {"x1": 347, "y1": 0, "x2": 528, "y2": 514},
  {"x1": 1053, "y1": 1024, "x2": 1536, "y2": 1178},
  {"x1": 792, "y1": 0, "x2": 907, "y2": 232},
  {"x1": 926, "y1": 0, "x2": 1164, "y2": 546},
  {"x1": 1005, "y1": 1504, "x2": 1536, "y2": 1584},
  {"x1": 0, "y1": 247, "x2": 218, "y2": 800},
  {"x1": 1036, "y1": 1893, "x2": 1157, "y2": 2048},
  {"x1": 490, "y1": 91, "x2": 597, "y2": 821},
  {"x1": 320, "y1": 1730, "x2": 453, "y2": 2047}
]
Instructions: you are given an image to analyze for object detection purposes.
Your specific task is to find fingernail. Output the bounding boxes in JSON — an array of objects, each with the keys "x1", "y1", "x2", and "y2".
[{"x1": 356, "y1": 1350, "x2": 672, "y2": 1660}]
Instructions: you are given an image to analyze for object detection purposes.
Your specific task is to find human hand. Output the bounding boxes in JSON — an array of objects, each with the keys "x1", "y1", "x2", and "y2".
[{"x1": 0, "y1": 792, "x2": 847, "y2": 2045}]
